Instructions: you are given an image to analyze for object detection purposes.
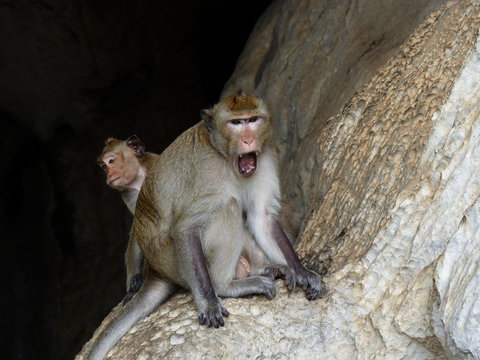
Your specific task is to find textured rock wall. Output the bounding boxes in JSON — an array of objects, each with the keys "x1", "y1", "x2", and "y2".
[
  {"x1": 293, "y1": 0, "x2": 480, "y2": 357},
  {"x1": 77, "y1": 0, "x2": 480, "y2": 359}
]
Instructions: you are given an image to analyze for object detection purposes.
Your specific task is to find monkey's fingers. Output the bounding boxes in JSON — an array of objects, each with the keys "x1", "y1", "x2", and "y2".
[
  {"x1": 198, "y1": 312, "x2": 225, "y2": 328},
  {"x1": 283, "y1": 269, "x2": 296, "y2": 291},
  {"x1": 128, "y1": 274, "x2": 144, "y2": 293},
  {"x1": 262, "y1": 265, "x2": 296, "y2": 291},
  {"x1": 198, "y1": 303, "x2": 229, "y2": 328},
  {"x1": 314, "y1": 281, "x2": 328, "y2": 299},
  {"x1": 305, "y1": 280, "x2": 328, "y2": 300},
  {"x1": 294, "y1": 268, "x2": 324, "y2": 299},
  {"x1": 221, "y1": 305, "x2": 230, "y2": 318},
  {"x1": 305, "y1": 282, "x2": 323, "y2": 301},
  {"x1": 262, "y1": 265, "x2": 290, "y2": 280}
]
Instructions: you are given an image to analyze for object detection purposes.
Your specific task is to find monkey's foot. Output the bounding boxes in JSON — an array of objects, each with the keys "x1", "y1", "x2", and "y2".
[
  {"x1": 295, "y1": 268, "x2": 327, "y2": 301},
  {"x1": 198, "y1": 301, "x2": 230, "y2": 328}
]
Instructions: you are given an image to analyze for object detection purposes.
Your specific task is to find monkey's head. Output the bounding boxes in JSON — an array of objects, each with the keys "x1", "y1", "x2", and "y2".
[
  {"x1": 97, "y1": 135, "x2": 146, "y2": 190},
  {"x1": 201, "y1": 92, "x2": 272, "y2": 178}
]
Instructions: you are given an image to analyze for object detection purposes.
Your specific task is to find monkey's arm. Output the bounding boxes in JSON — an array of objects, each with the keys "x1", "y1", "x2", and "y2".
[
  {"x1": 271, "y1": 219, "x2": 327, "y2": 300},
  {"x1": 123, "y1": 235, "x2": 145, "y2": 304},
  {"x1": 178, "y1": 230, "x2": 229, "y2": 327}
]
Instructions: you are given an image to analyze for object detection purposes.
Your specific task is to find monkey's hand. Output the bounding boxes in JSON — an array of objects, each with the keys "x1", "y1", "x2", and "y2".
[
  {"x1": 294, "y1": 268, "x2": 327, "y2": 301},
  {"x1": 122, "y1": 274, "x2": 144, "y2": 305},
  {"x1": 260, "y1": 265, "x2": 294, "y2": 286},
  {"x1": 198, "y1": 299, "x2": 230, "y2": 328}
]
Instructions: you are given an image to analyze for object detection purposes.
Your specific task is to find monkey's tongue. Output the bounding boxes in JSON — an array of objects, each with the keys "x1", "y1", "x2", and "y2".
[{"x1": 238, "y1": 152, "x2": 257, "y2": 176}]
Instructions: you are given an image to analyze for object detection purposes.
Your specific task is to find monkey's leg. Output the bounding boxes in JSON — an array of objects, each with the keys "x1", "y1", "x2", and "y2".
[
  {"x1": 205, "y1": 201, "x2": 276, "y2": 300},
  {"x1": 175, "y1": 228, "x2": 230, "y2": 328},
  {"x1": 86, "y1": 277, "x2": 175, "y2": 360}
]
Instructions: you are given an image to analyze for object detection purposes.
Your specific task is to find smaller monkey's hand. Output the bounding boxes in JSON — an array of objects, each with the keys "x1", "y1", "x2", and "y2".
[
  {"x1": 122, "y1": 274, "x2": 144, "y2": 305},
  {"x1": 198, "y1": 300, "x2": 230, "y2": 328},
  {"x1": 294, "y1": 268, "x2": 327, "y2": 301}
]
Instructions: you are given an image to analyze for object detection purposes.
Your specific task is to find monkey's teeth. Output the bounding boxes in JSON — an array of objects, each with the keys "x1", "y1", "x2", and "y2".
[{"x1": 240, "y1": 154, "x2": 243, "y2": 158}]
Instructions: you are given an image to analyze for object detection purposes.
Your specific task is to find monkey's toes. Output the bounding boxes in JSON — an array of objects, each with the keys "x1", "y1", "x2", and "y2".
[
  {"x1": 263, "y1": 280, "x2": 276, "y2": 300},
  {"x1": 304, "y1": 275, "x2": 327, "y2": 301},
  {"x1": 315, "y1": 281, "x2": 328, "y2": 299}
]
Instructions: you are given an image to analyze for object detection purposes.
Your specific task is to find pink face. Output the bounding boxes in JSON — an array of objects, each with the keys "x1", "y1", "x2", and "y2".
[
  {"x1": 225, "y1": 115, "x2": 265, "y2": 177},
  {"x1": 226, "y1": 115, "x2": 262, "y2": 154},
  {"x1": 99, "y1": 150, "x2": 140, "y2": 189}
]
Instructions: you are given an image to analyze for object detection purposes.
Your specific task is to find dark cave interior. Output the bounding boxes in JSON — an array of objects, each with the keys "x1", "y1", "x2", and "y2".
[{"x1": 0, "y1": 1, "x2": 272, "y2": 359}]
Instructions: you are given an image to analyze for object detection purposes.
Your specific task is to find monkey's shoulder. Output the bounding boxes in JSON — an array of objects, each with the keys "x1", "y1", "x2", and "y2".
[
  {"x1": 156, "y1": 123, "x2": 221, "y2": 176},
  {"x1": 162, "y1": 122, "x2": 207, "y2": 154}
]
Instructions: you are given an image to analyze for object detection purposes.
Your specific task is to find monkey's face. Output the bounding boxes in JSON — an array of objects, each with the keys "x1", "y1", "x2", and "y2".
[
  {"x1": 98, "y1": 150, "x2": 141, "y2": 190},
  {"x1": 204, "y1": 92, "x2": 272, "y2": 178},
  {"x1": 218, "y1": 114, "x2": 272, "y2": 178}
]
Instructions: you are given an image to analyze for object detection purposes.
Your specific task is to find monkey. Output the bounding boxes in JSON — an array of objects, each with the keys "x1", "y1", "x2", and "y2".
[
  {"x1": 84, "y1": 92, "x2": 326, "y2": 360},
  {"x1": 97, "y1": 135, "x2": 254, "y2": 303},
  {"x1": 97, "y1": 135, "x2": 155, "y2": 304}
]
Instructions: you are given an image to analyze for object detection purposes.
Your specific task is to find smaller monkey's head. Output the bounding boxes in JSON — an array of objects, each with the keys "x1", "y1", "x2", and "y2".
[
  {"x1": 97, "y1": 135, "x2": 146, "y2": 190},
  {"x1": 201, "y1": 92, "x2": 272, "y2": 178}
]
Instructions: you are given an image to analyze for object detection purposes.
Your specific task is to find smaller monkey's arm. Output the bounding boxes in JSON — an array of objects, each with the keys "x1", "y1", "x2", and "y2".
[
  {"x1": 178, "y1": 229, "x2": 229, "y2": 327},
  {"x1": 271, "y1": 219, "x2": 327, "y2": 300},
  {"x1": 123, "y1": 234, "x2": 145, "y2": 304}
]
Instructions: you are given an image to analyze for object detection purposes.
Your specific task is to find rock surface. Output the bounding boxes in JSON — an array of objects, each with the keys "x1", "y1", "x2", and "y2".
[{"x1": 77, "y1": 0, "x2": 480, "y2": 359}]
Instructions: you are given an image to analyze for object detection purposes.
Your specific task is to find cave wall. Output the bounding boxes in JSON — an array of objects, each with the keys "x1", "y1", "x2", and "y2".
[{"x1": 0, "y1": 1, "x2": 272, "y2": 359}]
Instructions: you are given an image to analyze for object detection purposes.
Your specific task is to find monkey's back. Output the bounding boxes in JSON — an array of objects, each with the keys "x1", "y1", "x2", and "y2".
[{"x1": 133, "y1": 122, "x2": 234, "y2": 283}]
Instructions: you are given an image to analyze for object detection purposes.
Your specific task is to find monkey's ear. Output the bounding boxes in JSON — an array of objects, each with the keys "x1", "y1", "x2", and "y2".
[
  {"x1": 201, "y1": 109, "x2": 214, "y2": 133},
  {"x1": 127, "y1": 135, "x2": 145, "y2": 157}
]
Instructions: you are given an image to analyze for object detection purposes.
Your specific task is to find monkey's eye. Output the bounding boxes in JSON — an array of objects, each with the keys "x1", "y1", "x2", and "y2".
[
  {"x1": 108, "y1": 158, "x2": 115, "y2": 164},
  {"x1": 230, "y1": 119, "x2": 242, "y2": 125},
  {"x1": 248, "y1": 117, "x2": 258, "y2": 123}
]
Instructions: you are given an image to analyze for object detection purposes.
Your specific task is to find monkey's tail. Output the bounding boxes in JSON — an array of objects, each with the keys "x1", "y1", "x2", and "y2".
[{"x1": 85, "y1": 279, "x2": 175, "y2": 360}]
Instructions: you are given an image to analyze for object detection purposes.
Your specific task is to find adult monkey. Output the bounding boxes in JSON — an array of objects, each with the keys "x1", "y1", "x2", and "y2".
[
  {"x1": 85, "y1": 92, "x2": 326, "y2": 360},
  {"x1": 97, "y1": 135, "x2": 254, "y2": 303}
]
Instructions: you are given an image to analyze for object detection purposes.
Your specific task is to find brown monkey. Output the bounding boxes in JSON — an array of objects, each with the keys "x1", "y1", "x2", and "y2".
[
  {"x1": 97, "y1": 135, "x2": 253, "y2": 303},
  {"x1": 97, "y1": 135, "x2": 157, "y2": 303},
  {"x1": 85, "y1": 92, "x2": 325, "y2": 360}
]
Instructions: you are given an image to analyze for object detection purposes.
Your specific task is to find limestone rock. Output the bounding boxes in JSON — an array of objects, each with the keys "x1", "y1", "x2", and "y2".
[{"x1": 77, "y1": 0, "x2": 480, "y2": 359}]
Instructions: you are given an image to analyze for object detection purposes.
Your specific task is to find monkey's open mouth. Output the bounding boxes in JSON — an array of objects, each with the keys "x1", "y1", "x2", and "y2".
[{"x1": 238, "y1": 152, "x2": 257, "y2": 177}]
